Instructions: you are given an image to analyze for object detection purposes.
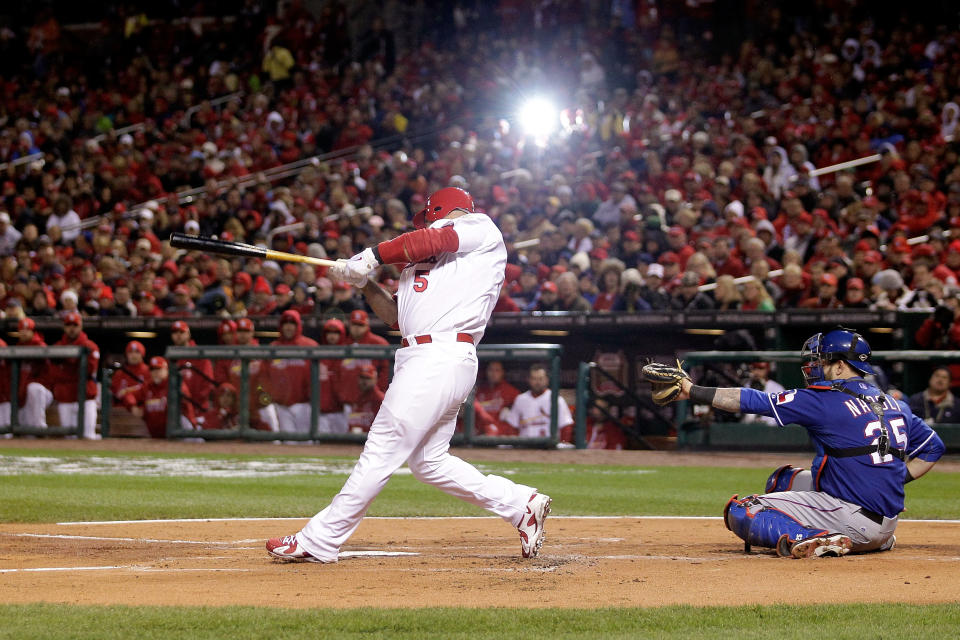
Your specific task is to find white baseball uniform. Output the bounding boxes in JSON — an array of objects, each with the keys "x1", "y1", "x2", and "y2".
[
  {"x1": 298, "y1": 213, "x2": 538, "y2": 562},
  {"x1": 506, "y1": 389, "x2": 574, "y2": 438}
]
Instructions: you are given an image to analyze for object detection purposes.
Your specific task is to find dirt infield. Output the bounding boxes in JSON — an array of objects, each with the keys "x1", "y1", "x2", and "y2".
[
  {"x1": 2, "y1": 517, "x2": 959, "y2": 608},
  {"x1": 2, "y1": 440, "x2": 959, "y2": 609}
]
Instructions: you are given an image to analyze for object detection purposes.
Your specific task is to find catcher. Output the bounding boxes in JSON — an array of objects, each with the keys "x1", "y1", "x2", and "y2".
[{"x1": 643, "y1": 327, "x2": 945, "y2": 558}]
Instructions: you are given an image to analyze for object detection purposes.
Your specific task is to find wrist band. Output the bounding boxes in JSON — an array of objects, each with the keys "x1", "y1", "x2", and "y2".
[
  {"x1": 689, "y1": 385, "x2": 717, "y2": 405},
  {"x1": 905, "y1": 469, "x2": 915, "y2": 484},
  {"x1": 371, "y1": 245, "x2": 383, "y2": 264}
]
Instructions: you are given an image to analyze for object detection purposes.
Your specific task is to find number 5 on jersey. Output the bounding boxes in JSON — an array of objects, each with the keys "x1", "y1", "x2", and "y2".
[{"x1": 413, "y1": 269, "x2": 429, "y2": 292}]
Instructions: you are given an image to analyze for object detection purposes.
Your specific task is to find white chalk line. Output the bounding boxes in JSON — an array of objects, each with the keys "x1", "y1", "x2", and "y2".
[
  {"x1": 5, "y1": 533, "x2": 249, "y2": 545},
  {"x1": 0, "y1": 566, "x2": 249, "y2": 574},
  {"x1": 54, "y1": 515, "x2": 960, "y2": 526}
]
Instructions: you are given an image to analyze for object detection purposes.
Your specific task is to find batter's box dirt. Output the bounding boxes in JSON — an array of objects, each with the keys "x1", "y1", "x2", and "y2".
[{"x1": 1, "y1": 517, "x2": 959, "y2": 608}]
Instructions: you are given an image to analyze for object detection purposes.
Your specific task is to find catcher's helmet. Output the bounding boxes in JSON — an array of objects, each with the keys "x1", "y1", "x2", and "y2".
[
  {"x1": 413, "y1": 187, "x2": 474, "y2": 229},
  {"x1": 800, "y1": 327, "x2": 875, "y2": 385}
]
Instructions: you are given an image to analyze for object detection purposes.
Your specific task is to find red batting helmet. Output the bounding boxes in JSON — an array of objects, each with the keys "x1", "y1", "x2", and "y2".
[{"x1": 413, "y1": 187, "x2": 474, "y2": 229}]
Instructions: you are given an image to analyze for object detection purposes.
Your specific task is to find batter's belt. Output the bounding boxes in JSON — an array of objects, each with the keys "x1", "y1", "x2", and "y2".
[{"x1": 400, "y1": 332, "x2": 474, "y2": 348}]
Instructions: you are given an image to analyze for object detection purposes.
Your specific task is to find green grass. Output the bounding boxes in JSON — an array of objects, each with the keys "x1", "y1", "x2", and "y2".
[
  {"x1": 1, "y1": 603, "x2": 959, "y2": 639},
  {"x1": 0, "y1": 448, "x2": 957, "y2": 522}
]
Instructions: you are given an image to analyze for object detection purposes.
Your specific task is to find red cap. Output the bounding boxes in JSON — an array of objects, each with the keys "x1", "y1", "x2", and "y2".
[
  {"x1": 152, "y1": 277, "x2": 168, "y2": 290},
  {"x1": 658, "y1": 251, "x2": 680, "y2": 265},
  {"x1": 541, "y1": 281, "x2": 559, "y2": 293},
  {"x1": 589, "y1": 248, "x2": 608, "y2": 260},
  {"x1": 890, "y1": 237, "x2": 911, "y2": 253},
  {"x1": 236, "y1": 317, "x2": 254, "y2": 331},
  {"x1": 949, "y1": 240, "x2": 960, "y2": 253},
  {"x1": 358, "y1": 364, "x2": 377, "y2": 379},
  {"x1": 862, "y1": 195, "x2": 881, "y2": 208},
  {"x1": 854, "y1": 240, "x2": 872, "y2": 252},
  {"x1": 796, "y1": 212, "x2": 813, "y2": 225},
  {"x1": 253, "y1": 277, "x2": 271, "y2": 295},
  {"x1": 913, "y1": 244, "x2": 937, "y2": 258},
  {"x1": 323, "y1": 318, "x2": 345, "y2": 334},
  {"x1": 126, "y1": 340, "x2": 146, "y2": 355},
  {"x1": 349, "y1": 309, "x2": 369, "y2": 325},
  {"x1": 863, "y1": 250, "x2": 883, "y2": 264},
  {"x1": 173, "y1": 284, "x2": 190, "y2": 295},
  {"x1": 275, "y1": 283, "x2": 291, "y2": 296},
  {"x1": 234, "y1": 272, "x2": 252, "y2": 288},
  {"x1": 64, "y1": 311, "x2": 82, "y2": 326},
  {"x1": 161, "y1": 260, "x2": 178, "y2": 276},
  {"x1": 99, "y1": 288, "x2": 114, "y2": 301},
  {"x1": 140, "y1": 291, "x2": 155, "y2": 302},
  {"x1": 218, "y1": 319, "x2": 237, "y2": 335},
  {"x1": 18, "y1": 317, "x2": 35, "y2": 331},
  {"x1": 846, "y1": 277, "x2": 865, "y2": 290},
  {"x1": 623, "y1": 230, "x2": 640, "y2": 242},
  {"x1": 820, "y1": 273, "x2": 838, "y2": 286},
  {"x1": 667, "y1": 226, "x2": 686, "y2": 237},
  {"x1": 171, "y1": 320, "x2": 190, "y2": 333},
  {"x1": 149, "y1": 356, "x2": 167, "y2": 369}
]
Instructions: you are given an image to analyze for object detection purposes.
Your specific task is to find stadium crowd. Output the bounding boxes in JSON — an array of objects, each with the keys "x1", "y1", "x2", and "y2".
[
  {"x1": 1, "y1": 2, "x2": 960, "y2": 322},
  {"x1": 2, "y1": 2, "x2": 960, "y2": 443}
]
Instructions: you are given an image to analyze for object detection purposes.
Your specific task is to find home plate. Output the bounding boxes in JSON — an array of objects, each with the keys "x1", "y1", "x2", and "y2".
[{"x1": 339, "y1": 551, "x2": 420, "y2": 558}]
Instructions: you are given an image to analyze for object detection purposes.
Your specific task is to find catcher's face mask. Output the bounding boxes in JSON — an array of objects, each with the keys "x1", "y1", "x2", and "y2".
[{"x1": 801, "y1": 333, "x2": 826, "y2": 386}]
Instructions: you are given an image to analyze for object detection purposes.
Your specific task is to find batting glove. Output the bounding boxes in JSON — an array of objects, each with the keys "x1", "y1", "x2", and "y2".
[
  {"x1": 329, "y1": 258, "x2": 369, "y2": 288},
  {"x1": 340, "y1": 248, "x2": 381, "y2": 287}
]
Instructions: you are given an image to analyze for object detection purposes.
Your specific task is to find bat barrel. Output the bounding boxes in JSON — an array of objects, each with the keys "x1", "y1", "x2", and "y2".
[{"x1": 169, "y1": 232, "x2": 267, "y2": 260}]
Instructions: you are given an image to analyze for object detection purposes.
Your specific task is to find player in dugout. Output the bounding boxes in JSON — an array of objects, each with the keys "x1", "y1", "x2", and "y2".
[
  {"x1": 654, "y1": 327, "x2": 945, "y2": 558},
  {"x1": 346, "y1": 364, "x2": 384, "y2": 434},
  {"x1": 21, "y1": 311, "x2": 101, "y2": 439},
  {"x1": 170, "y1": 320, "x2": 214, "y2": 412},
  {"x1": 110, "y1": 340, "x2": 150, "y2": 423},
  {"x1": 126, "y1": 356, "x2": 197, "y2": 439}
]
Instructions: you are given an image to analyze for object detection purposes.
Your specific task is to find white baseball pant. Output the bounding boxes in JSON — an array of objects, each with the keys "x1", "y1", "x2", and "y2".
[
  {"x1": 21, "y1": 382, "x2": 99, "y2": 439},
  {"x1": 259, "y1": 404, "x2": 280, "y2": 432},
  {"x1": 298, "y1": 342, "x2": 536, "y2": 562},
  {"x1": 319, "y1": 410, "x2": 348, "y2": 434},
  {"x1": 275, "y1": 403, "x2": 312, "y2": 434},
  {"x1": 0, "y1": 402, "x2": 10, "y2": 437}
]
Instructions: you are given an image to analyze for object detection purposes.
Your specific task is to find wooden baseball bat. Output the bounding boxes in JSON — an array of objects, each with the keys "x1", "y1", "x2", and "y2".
[{"x1": 169, "y1": 232, "x2": 338, "y2": 267}]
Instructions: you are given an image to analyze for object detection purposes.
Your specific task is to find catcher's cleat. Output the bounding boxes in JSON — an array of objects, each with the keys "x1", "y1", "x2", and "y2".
[
  {"x1": 518, "y1": 493, "x2": 552, "y2": 558},
  {"x1": 266, "y1": 534, "x2": 325, "y2": 563},
  {"x1": 778, "y1": 533, "x2": 853, "y2": 559},
  {"x1": 879, "y1": 535, "x2": 896, "y2": 552}
]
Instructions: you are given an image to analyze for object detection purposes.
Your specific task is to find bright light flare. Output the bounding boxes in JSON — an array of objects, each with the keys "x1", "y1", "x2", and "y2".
[{"x1": 518, "y1": 97, "x2": 559, "y2": 140}]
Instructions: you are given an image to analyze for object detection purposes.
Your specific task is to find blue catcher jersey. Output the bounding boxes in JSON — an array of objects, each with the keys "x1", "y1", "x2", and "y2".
[{"x1": 740, "y1": 377, "x2": 945, "y2": 518}]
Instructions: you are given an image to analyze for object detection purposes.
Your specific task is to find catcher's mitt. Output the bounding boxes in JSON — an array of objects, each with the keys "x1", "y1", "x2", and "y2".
[{"x1": 641, "y1": 359, "x2": 691, "y2": 406}]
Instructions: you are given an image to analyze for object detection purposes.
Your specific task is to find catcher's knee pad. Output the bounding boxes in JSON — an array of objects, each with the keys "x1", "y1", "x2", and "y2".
[
  {"x1": 724, "y1": 494, "x2": 826, "y2": 548},
  {"x1": 765, "y1": 465, "x2": 805, "y2": 493}
]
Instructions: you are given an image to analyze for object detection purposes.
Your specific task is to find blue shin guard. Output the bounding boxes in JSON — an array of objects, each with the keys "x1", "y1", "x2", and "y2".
[
  {"x1": 723, "y1": 494, "x2": 827, "y2": 548},
  {"x1": 765, "y1": 465, "x2": 805, "y2": 493}
]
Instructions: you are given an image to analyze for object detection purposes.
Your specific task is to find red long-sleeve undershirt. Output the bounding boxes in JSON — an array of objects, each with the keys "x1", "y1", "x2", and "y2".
[{"x1": 375, "y1": 226, "x2": 459, "y2": 265}]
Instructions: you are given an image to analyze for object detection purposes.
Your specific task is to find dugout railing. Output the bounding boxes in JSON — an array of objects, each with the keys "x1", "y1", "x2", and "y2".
[
  {"x1": 674, "y1": 350, "x2": 960, "y2": 450},
  {"x1": 155, "y1": 343, "x2": 564, "y2": 447},
  {"x1": 0, "y1": 346, "x2": 92, "y2": 438},
  {"x1": 573, "y1": 361, "x2": 675, "y2": 449}
]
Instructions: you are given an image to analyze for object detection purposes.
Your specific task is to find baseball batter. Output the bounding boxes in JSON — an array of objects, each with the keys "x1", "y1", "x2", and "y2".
[
  {"x1": 266, "y1": 187, "x2": 552, "y2": 563},
  {"x1": 672, "y1": 327, "x2": 945, "y2": 558}
]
